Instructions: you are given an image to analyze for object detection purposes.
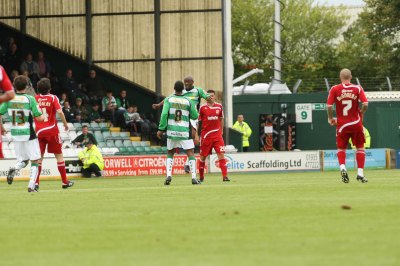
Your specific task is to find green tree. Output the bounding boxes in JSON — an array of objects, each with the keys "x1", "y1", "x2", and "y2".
[
  {"x1": 338, "y1": 0, "x2": 400, "y2": 90},
  {"x1": 232, "y1": 0, "x2": 346, "y2": 91}
]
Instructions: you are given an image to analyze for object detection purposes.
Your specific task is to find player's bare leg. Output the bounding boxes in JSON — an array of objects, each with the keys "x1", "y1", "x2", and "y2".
[
  {"x1": 356, "y1": 148, "x2": 368, "y2": 183},
  {"x1": 7, "y1": 160, "x2": 29, "y2": 185}
]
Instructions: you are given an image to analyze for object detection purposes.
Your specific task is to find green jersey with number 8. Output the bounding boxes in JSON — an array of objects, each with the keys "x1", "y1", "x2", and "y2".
[
  {"x1": 0, "y1": 93, "x2": 42, "y2": 141},
  {"x1": 158, "y1": 94, "x2": 198, "y2": 140}
]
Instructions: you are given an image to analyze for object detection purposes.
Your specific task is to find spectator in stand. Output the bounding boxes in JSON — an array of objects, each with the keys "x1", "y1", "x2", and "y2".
[
  {"x1": 72, "y1": 125, "x2": 97, "y2": 148},
  {"x1": 78, "y1": 140, "x2": 104, "y2": 178},
  {"x1": 62, "y1": 101, "x2": 74, "y2": 122},
  {"x1": 60, "y1": 68, "x2": 88, "y2": 103},
  {"x1": 59, "y1": 92, "x2": 68, "y2": 106},
  {"x1": 88, "y1": 102, "x2": 104, "y2": 123},
  {"x1": 83, "y1": 69, "x2": 105, "y2": 103},
  {"x1": 10, "y1": 69, "x2": 19, "y2": 82},
  {"x1": 116, "y1": 89, "x2": 130, "y2": 110},
  {"x1": 36, "y1": 51, "x2": 51, "y2": 78},
  {"x1": 20, "y1": 52, "x2": 40, "y2": 86},
  {"x1": 72, "y1": 113, "x2": 83, "y2": 123},
  {"x1": 115, "y1": 89, "x2": 130, "y2": 127},
  {"x1": 71, "y1": 97, "x2": 89, "y2": 122},
  {"x1": 4, "y1": 43, "x2": 21, "y2": 75},
  {"x1": 123, "y1": 105, "x2": 144, "y2": 136},
  {"x1": 102, "y1": 89, "x2": 117, "y2": 126}
]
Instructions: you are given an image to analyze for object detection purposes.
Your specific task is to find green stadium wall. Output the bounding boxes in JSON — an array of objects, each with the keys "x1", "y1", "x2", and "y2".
[{"x1": 233, "y1": 93, "x2": 400, "y2": 151}]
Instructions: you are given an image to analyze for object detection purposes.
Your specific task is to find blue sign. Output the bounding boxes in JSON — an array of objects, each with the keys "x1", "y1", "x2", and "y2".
[
  {"x1": 323, "y1": 149, "x2": 386, "y2": 170},
  {"x1": 324, "y1": 150, "x2": 355, "y2": 170}
]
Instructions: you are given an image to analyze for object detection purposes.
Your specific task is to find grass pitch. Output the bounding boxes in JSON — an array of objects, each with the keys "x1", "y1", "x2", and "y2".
[{"x1": 1, "y1": 170, "x2": 399, "y2": 266}]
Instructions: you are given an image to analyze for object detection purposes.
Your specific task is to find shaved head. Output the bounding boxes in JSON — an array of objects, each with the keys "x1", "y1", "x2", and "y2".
[
  {"x1": 184, "y1": 75, "x2": 193, "y2": 82},
  {"x1": 340, "y1": 68, "x2": 352, "y2": 82}
]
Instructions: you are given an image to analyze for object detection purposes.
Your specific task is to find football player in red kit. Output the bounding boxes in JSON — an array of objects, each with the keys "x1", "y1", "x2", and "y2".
[
  {"x1": 0, "y1": 65, "x2": 16, "y2": 158},
  {"x1": 35, "y1": 78, "x2": 74, "y2": 189},
  {"x1": 197, "y1": 90, "x2": 229, "y2": 182},
  {"x1": 327, "y1": 68, "x2": 368, "y2": 183}
]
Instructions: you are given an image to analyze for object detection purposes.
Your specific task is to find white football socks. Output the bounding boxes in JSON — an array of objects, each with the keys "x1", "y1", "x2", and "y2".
[
  {"x1": 188, "y1": 158, "x2": 196, "y2": 180},
  {"x1": 166, "y1": 157, "x2": 174, "y2": 177},
  {"x1": 28, "y1": 165, "x2": 38, "y2": 189},
  {"x1": 357, "y1": 168, "x2": 364, "y2": 177}
]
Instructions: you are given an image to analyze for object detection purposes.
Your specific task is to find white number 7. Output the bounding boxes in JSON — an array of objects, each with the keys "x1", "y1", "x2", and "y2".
[{"x1": 342, "y1": 100, "x2": 352, "y2": 116}]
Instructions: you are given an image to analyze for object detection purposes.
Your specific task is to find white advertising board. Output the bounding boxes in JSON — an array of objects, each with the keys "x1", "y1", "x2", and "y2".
[
  {"x1": 0, "y1": 158, "x2": 82, "y2": 180},
  {"x1": 209, "y1": 151, "x2": 321, "y2": 173}
]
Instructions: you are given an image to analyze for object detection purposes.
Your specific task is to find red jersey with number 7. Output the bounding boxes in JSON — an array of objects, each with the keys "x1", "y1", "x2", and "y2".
[
  {"x1": 327, "y1": 83, "x2": 368, "y2": 130},
  {"x1": 35, "y1": 94, "x2": 62, "y2": 137},
  {"x1": 199, "y1": 103, "x2": 224, "y2": 140}
]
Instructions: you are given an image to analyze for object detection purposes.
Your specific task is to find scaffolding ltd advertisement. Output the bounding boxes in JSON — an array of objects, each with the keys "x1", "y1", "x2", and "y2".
[{"x1": 209, "y1": 151, "x2": 321, "y2": 173}]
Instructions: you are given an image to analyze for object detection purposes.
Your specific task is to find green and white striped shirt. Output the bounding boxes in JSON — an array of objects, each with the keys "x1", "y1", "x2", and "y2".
[
  {"x1": 0, "y1": 93, "x2": 42, "y2": 141},
  {"x1": 182, "y1": 86, "x2": 209, "y2": 109},
  {"x1": 158, "y1": 94, "x2": 198, "y2": 140}
]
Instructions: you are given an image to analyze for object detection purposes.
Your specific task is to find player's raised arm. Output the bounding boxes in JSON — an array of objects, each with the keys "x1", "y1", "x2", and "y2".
[
  {"x1": 157, "y1": 98, "x2": 170, "y2": 139},
  {"x1": 152, "y1": 99, "x2": 165, "y2": 110},
  {"x1": 199, "y1": 88, "x2": 211, "y2": 100}
]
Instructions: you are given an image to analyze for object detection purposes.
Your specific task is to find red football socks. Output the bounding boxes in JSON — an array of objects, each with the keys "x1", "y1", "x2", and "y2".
[
  {"x1": 57, "y1": 161, "x2": 68, "y2": 184},
  {"x1": 356, "y1": 150, "x2": 365, "y2": 169},
  {"x1": 198, "y1": 159, "x2": 205, "y2": 180},
  {"x1": 36, "y1": 163, "x2": 42, "y2": 185},
  {"x1": 219, "y1": 158, "x2": 228, "y2": 178},
  {"x1": 337, "y1": 150, "x2": 346, "y2": 165}
]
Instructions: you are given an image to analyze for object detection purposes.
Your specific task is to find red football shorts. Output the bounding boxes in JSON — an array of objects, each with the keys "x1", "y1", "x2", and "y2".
[
  {"x1": 336, "y1": 124, "x2": 365, "y2": 149},
  {"x1": 38, "y1": 135, "x2": 63, "y2": 154},
  {"x1": 200, "y1": 137, "x2": 225, "y2": 157}
]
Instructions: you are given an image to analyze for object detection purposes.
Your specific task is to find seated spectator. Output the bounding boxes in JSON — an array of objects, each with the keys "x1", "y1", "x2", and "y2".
[
  {"x1": 20, "y1": 52, "x2": 40, "y2": 86},
  {"x1": 4, "y1": 43, "x2": 21, "y2": 75},
  {"x1": 88, "y1": 102, "x2": 104, "y2": 123},
  {"x1": 10, "y1": 69, "x2": 19, "y2": 82},
  {"x1": 72, "y1": 113, "x2": 83, "y2": 123},
  {"x1": 123, "y1": 105, "x2": 144, "y2": 136},
  {"x1": 62, "y1": 101, "x2": 74, "y2": 122},
  {"x1": 83, "y1": 69, "x2": 105, "y2": 102},
  {"x1": 71, "y1": 97, "x2": 89, "y2": 122},
  {"x1": 102, "y1": 90, "x2": 117, "y2": 125},
  {"x1": 72, "y1": 125, "x2": 97, "y2": 148},
  {"x1": 78, "y1": 141, "x2": 104, "y2": 178},
  {"x1": 59, "y1": 92, "x2": 68, "y2": 106},
  {"x1": 36, "y1": 51, "x2": 51, "y2": 78},
  {"x1": 60, "y1": 68, "x2": 89, "y2": 103},
  {"x1": 116, "y1": 89, "x2": 130, "y2": 110},
  {"x1": 115, "y1": 89, "x2": 130, "y2": 127}
]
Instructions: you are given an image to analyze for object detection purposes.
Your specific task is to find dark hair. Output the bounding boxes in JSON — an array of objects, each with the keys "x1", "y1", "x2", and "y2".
[
  {"x1": 82, "y1": 125, "x2": 89, "y2": 129},
  {"x1": 13, "y1": 75, "x2": 28, "y2": 91},
  {"x1": 207, "y1": 89, "x2": 215, "y2": 94},
  {"x1": 37, "y1": 78, "x2": 51, "y2": 94},
  {"x1": 106, "y1": 89, "x2": 113, "y2": 94},
  {"x1": 174, "y1": 80, "x2": 184, "y2": 93}
]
